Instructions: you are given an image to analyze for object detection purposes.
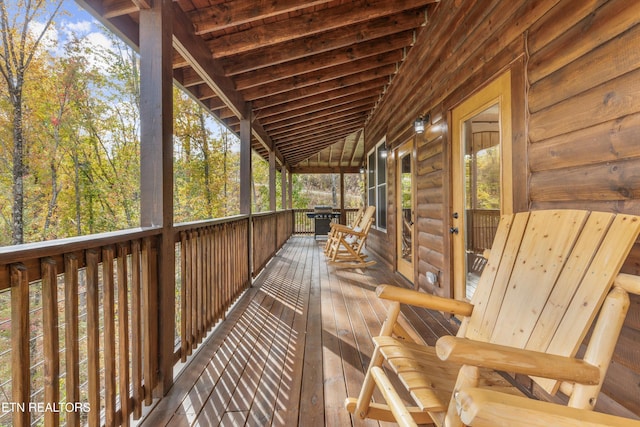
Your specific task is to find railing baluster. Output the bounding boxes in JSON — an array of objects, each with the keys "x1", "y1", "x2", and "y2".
[
  {"x1": 130, "y1": 240, "x2": 142, "y2": 420},
  {"x1": 85, "y1": 249, "x2": 100, "y2": 427},
  {"x1": 64, "y1": 254, "x2": 80, "y2": 427},
  {"x1": 11, "y1": 263, "x2": 30, "y2": 427},
  {"x1": 141, "y1": 237, "x2": 156, "y2": 405},
  {"x1": 42, "y1": 258, "x2": 60, "y2": 427},
  {"x1": 180, "y1": 232, "x2": 188, "y2": 361},
  {"x1": 116, "y1": 244, "x2": 130, "y2": 427},
  {"x1": 102, "y1": 246, "x2": 116, "y2": 427}
]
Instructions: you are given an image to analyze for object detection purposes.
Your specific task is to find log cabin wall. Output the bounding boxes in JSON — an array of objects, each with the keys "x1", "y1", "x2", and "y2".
[{"x1": 363, "y1": 0, "x2": 640, "y2": 419}]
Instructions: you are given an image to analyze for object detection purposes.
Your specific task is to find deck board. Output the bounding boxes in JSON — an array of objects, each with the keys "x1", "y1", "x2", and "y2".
[{"x1": 140, "y1": 236, "x2": 453, "y2": 426}]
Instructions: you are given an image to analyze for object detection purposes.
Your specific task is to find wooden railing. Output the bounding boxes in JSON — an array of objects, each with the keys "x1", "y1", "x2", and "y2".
[
  {"x1": 252, "y1": 210, "x2": 293, "y2": 277},
  {"x1": 174, "y1": 216, "x2": 251, "y2": 361},
  {"x1": 293, "y1": 209, "x2": 314, "y2": 234},
  {"x1": 466, "y1": 209, "x2": 501, "y2": 253},
  {"x1": 0, "y1": 211, "x2": 292, "y2": 427},
  {"x1": 292, "y1": 208, "x2": 359, "y2": 234},
  {"x1": 0, "y1": 227, "x2": 163, "y2": 427}
]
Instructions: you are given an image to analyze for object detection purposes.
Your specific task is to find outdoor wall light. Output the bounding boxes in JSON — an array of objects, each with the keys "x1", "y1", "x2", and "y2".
[
  {"x1": 414, "y1": 113, "x2": 431, "y2": 134},
  {"x1": 359, "y1": 166, "x2": 366, "y2": 174},
  {"x1": 379, "y1": 144, "x2": 388, "y2": 158}
]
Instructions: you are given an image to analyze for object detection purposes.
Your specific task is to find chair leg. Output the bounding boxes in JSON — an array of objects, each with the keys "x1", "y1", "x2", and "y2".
[
  {"x1": 445, "y1": 364, "x2": 479, "y2": 427},
  {"x1": 349, "y1": 302, "x2": 402, "y2": 418}
]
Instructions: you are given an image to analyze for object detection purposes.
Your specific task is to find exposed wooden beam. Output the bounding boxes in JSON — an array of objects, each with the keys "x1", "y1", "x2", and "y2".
[
  {"x1": 221, "y1": 11, "x2": 426, "y2": 76},
  {"x1": 103, "y1": 0, "x2": 139, "y2": 19},
  {"x1": 349, "y1": 129, "x2": 364, "y2": 167},
  {"x1": 171, "y1": 3, "x2": 247, "y2": 120},
  {"x1": 190, "y1": 0, "x2": 333, "y2": 34},
  {"x1": 207, "y1": 0, "x2": 433, "y2": 58},
  {"x1": 291, "y1": 166, "x2": 361, "y2": 174}
]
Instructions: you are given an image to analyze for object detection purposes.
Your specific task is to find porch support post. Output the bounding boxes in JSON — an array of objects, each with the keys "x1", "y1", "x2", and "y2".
[
  {"x1": 139, "y1": 0, "x2": 174, "y2": 396},
  {"x1": 281, "y1": 167, "x2": 287, "y2": 210},
  {"x1": 240, "y1": 106, "x2": 252, "y2": 215},
  {"x1": 340, "y1": 171, "x2": 346, "y2": 224},
  {"x1": 288, "y1": 169, "x2": 293, "y2": 209},
  {"x1": 269, "y1": 151, "x2": 276, "y2": 211}
]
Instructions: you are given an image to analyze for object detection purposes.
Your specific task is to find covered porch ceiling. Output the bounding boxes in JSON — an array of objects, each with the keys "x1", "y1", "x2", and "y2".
[{"x1": 78, "y1": 0, "x2": 439, "y2": 173}]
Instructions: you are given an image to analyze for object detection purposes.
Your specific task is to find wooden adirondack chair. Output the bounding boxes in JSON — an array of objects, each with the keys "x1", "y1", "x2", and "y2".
[
  {"x1": 326, "y1": 205, "x2": 376, "y2": 268},
  {"x1": 346, "y1": 210, "x2": 640, "y2": 427},
  {"x1": 324, "y1": 206, "x2": 364, "y2": 255},
  {"x1": 455, "y1": 387, "x2": 640, "y2": 427}
]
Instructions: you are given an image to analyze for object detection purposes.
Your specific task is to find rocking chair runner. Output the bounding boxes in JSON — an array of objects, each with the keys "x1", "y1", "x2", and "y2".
[
  {"x1": 326, "y1": 205, "x2": 376, "y2": 268},
  {"x1": 346, "y1": 210, "x2": 640, "y2": 427}
]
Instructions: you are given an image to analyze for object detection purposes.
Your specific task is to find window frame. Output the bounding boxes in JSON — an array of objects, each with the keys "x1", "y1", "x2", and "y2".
[{"x1": 367, "y1": 138, "x2": 387, "y2": 231}]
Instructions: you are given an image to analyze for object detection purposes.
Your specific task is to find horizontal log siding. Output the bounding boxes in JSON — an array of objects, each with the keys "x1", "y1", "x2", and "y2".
[{"x1": 364, "y1": 0, "x2": 640, "y2": 419}]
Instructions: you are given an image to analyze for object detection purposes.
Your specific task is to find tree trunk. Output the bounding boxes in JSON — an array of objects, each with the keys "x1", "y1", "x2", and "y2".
[{"x1": 11, "y1": 88, "x2": 24, "y2": 245}]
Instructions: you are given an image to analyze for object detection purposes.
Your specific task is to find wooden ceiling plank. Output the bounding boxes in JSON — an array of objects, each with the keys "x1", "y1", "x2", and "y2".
[
  {"x1": 277, "y1": 123, "x2": 362, "y2": 147},
  {"x1": 267, "y1": 114, "x2": 371, "y2": 143},
  {"x1": 221, "y1": 11, "x2": 426, "y2": 76},
  {"x1": 242, "y1": 52, "x2": 401, "y2": 101},
  {"x1": 253, "y1": 77, "x2": 387, "y2": 115},
  {"x1": 233, "y1": 31, "x2": 413, "y2": 91},
  {"x1": 266, "y1": 106, "x2": 373, "y2": 137},
  {"x1": 207, "y1": 0, "x2": 434, "y2": 58},
  {"x1": 262, "y1": 94, "x2": 377, "y2": 129},
  {"x1": 190, "y1": 0, "x2": 334, "y2": 35}
]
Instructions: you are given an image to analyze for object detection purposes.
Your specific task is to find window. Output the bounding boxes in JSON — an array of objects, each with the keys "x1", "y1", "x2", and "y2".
[{"x1": 367, "y1": 139, "x2": 387, "y2": 230}]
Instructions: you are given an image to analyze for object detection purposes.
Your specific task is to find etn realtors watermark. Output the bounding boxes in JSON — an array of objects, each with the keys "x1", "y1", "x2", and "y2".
[{"x1": 2, "y1": 401, "x2": 90, "y2": 414}]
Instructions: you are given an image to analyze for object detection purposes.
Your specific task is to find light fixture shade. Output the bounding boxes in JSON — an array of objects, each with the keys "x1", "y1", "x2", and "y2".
[
  {"x1": 414, "y1": 116, "x2": 425, "y2": 134},
  {"x1": 379, "y1": 145, "x2": 388, "y2": 158},
  {"x1": 359, "y1": 166, "x2": 366, "y2": 174}
]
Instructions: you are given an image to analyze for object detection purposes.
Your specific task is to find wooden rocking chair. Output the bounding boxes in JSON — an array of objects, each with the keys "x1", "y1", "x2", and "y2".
[
  {"x1": 346, "y1": 210, "x2": 640, "y2": 427},
  {"x1": 326, "y1": 205, "x2": 376, "y2": 268},
  {"x1": 324, "y1": 206, "x2": 365, "y2": 255}
]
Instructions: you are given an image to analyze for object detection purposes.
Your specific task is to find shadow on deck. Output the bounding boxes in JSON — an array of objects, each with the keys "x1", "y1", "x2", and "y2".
[{"x1": 140, "y1": 236, "x2": 456, "y2": 426}]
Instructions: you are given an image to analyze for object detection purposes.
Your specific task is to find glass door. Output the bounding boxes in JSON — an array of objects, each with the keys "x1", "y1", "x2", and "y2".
[
  {"x1": 397, "y1": 139, "x2": 414, "y2": 282},
  {"x1": 451, "y1": 70, "x2": 512, "y2": 301}
]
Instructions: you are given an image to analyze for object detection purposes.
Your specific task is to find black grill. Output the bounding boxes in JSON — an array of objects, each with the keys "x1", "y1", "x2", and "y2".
[{"x1": 306, "y1": 206, "x2": 340, "y2": 239}]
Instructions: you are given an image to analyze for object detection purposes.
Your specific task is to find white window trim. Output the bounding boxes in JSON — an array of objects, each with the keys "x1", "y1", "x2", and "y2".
[{"x1": 367, "y1": 138, "x2": 387, "y2": 232}]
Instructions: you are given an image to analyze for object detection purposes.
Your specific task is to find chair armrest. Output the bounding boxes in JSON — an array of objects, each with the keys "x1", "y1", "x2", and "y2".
[
  {"x1": 455, "y1": 387, "x2": 640, "y2": 427},
  {"x1": 330, "y1": 223, "x2": 355, "y2": 233},
  {"x1": 436, "y1": 336, "x2": 600, "y2": 385},
  {"x1": 376, "y1": 285, "x2": 474, "y2": 316}
]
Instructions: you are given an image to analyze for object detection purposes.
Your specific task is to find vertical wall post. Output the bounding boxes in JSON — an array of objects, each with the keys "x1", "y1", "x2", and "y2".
[
  {"x1": 340, "y1": 171, "x2": 346, "y2": 224},
  {"x1": 288, "y1": 169, "x2": 293, "y2": 209},
  {"x1": 239, "y1": 105, "x2": 253, "y2": 278},
  {"x1": 269, "y1": 151, "x2": 276, "y2": 212},
  {"x1": 139, "y1": 0, "x2": 174, "y2": 396},
  {"x1": 281, "y1": 166, "x2": 287, "y2": 211}
]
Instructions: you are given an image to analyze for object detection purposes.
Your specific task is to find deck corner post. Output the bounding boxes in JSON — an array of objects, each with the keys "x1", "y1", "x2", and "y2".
[{"x1": 139, "y1": 0, "x2": 175, "y2": 397}]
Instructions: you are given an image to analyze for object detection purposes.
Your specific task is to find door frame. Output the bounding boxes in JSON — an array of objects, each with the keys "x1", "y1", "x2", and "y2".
[
  {"x1": 396, "y1": 138, "x2": 415, "y2": 283},
  {"x1": 451, "y1": 70, "x2": 513, "y2": 301}
]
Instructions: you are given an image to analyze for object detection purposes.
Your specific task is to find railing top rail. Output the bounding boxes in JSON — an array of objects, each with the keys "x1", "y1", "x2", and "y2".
[
  {"x1": 0, "y1": 226, "x2": 163, "y2": 266},
  {"x1": 173, "y1": 214, "x2": 250, "y2": 234}
]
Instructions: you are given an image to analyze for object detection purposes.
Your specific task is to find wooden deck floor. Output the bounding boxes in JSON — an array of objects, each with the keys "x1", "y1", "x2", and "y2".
[{"x1": 140, "y1": 236, "x2": 456, "y2": 427}]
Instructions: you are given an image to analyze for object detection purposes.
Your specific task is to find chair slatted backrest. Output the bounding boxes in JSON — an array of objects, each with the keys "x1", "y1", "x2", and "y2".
[{"x1": 460, "y1": 210, "x2": 640, "y2": 394}]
